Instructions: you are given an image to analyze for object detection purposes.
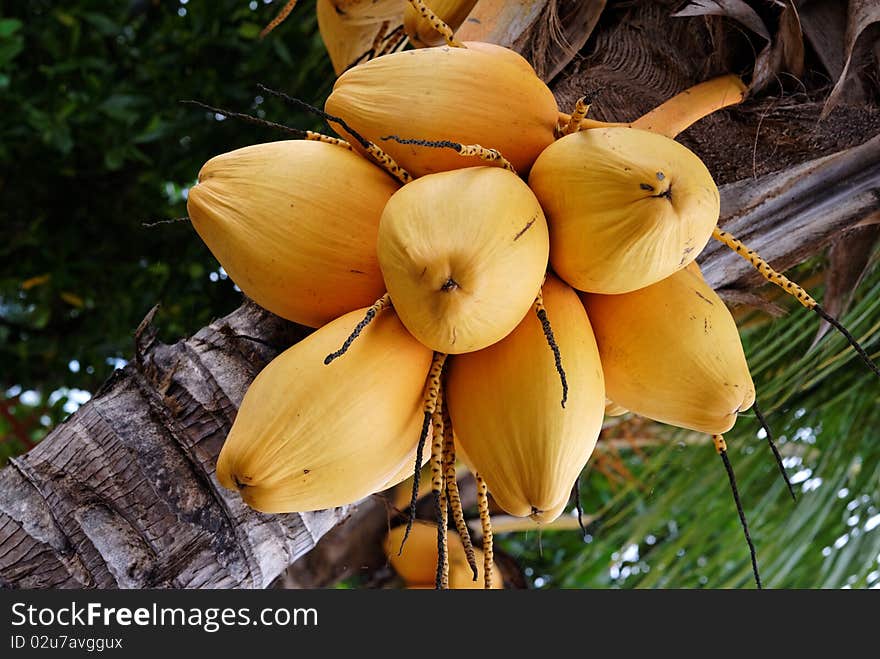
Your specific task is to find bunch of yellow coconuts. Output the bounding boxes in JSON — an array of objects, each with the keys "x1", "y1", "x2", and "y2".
[{"x1": 186, "y1": 1, "x2": 878, "y2": 590}]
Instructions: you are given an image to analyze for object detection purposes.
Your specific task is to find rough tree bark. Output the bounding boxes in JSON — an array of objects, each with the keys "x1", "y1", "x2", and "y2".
[
  {"x1": 1, "y1": 1, "x2": 878, "y2": 589},
  {"x1": 0, "y1": 304, "x2": 349, "y2": 588}
]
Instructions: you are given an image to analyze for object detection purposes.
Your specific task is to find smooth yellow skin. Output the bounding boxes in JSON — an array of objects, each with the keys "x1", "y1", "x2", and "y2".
[
  {"x1": 384, "y1": 522, "x2": 501, "y2": 589},
  {"x1": 528, "y1": 498, "x2": 569, "y2": 525},
  {"x1": 325, "y1": 42, "x2": 558, "y2": 177},
  {"x1": 528, "y1": 127, "x2": 720, "y2": 294},
  {"x1": 404, "y1": 0, "x2": 479, "y2": 47},
  {"x1": 216, "y1": 307, "x2": 432, "y2": 513},
  {"x1": 375, "y1": 444, "x2": 430, "y2": 493},
  {"x1": 556, "y1": 75, "x2": 747, "y2": 137},
  {"x1": 187, "y1": 140, "x2": 396, "y2": 328},
  {"x1": 378, "y1": 167, "x2": 549, "y2": 354},
  {"x1": 581, "y1": 267, "x2": 756, "y2": 435},
  {"x1": 455, "y1": 439, "x2": 567, "y2": 524},
  {"x1": 446, "y1": 274, "x2": 605, "y2": 520},
  {"x1": 633, "y1": 74, "x2": 747, "y2": 138}
]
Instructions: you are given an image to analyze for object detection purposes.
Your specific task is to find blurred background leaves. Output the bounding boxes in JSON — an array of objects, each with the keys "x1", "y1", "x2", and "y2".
[{"x1": 1, "y1": 0, "x2": 332, "y2": 447}]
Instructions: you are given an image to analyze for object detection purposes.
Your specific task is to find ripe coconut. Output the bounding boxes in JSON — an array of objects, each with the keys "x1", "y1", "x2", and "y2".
[
  {"x1": 216, "y1": 306, "x2": 432, "y2": 513},
  {"x1": 187, "y1": 140, "x2": 397, "y2": 328},
  {"x1": 375, "y1": 447, "x2": 430, "y2": 493},
  {"x1": 377, "y1": 166, "x2": 549, "y2": 354},
  {"x1": 325, "y1": 43, "x2": 558, "y2": 177},
  {"x1": 528, "y1": 127, "x2": 720, "y2": 294},
  {"x1": 446, "y1": 274, "x2": 605, "y2": 522},
  {"x1": 581, "y1": 266, "x2": 755, "y2": 435},
  {"x1": 384, "y1": 521, "x2": 501, "y2": 589},
  {"x1": 316, "y1": 0, "x2": 404, "y2": 75}
]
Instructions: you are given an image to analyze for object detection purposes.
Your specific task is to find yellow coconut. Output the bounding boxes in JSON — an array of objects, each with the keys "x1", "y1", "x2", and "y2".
[
  {"x1": 404, "y1": 0, "x2": 479, "y2": 47},
  {"x1": 216, "y1": 306, "x2": 432, "y2": 513},
  {"x1": 448, "y1": 546, "x2": 497, "y2": 589},
  {"x1": 384, "y1": 522, "x2": 501, "y2": 588},
  {"x1": 531, "y1": 499, "x2": 570, "y2": 526},
  {"x1": 581, "y1": 267, "x2": 755, "y2": 435},
  {"x1": 528, "y1": 127, "x2": 720, "y2": 294},
  {"x1": 325, "y1": 42, "x2": 558, "y2": 177},
  {"x1": 187, "y1": 140, "x2": 397, "y2": 328},
  {"x1": 377, "y1": 166, "x2": 549, "y2": 354},
  {"x1": 446, "y1": 274, "x2": 605, "y2": 521},
  {"x1": 317, "y1": 0, "x2": 404, "y2": 75}
]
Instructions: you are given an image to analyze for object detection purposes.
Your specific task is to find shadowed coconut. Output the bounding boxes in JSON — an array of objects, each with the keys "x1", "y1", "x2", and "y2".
[
  {"x1": 216, "y1": 306, "x2": 432, "y2": 513},
  {"x1": 581, "y1": 266, "x2": 755, "y2": 435}
]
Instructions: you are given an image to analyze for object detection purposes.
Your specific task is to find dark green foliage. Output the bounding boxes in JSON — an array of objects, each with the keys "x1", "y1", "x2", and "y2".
[{"x1": 0, "y1": 0, "x2": 333, "y2": 395}]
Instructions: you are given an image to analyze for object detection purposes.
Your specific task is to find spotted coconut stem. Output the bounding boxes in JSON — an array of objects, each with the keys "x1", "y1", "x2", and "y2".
[
  {"x1": 712, "y1": 434, "x2": 762, "y2": 589},
  {"x1": 442, "y1": 402, "x2": 479, "y2": 581},
  {"x1": 259, "y1": 0, "x2": 298, "y2": 39},
  {"x1": 324, "y1": 294, "x2": 392, "y2": 365},
  {"x1": 713, "y1": 228, "x2": 816, "y2": 308},
  {"x1": 563, "y1": 96, "x2": 591, "y2": 135},
  {"x1": 714, "y1": 227, "x2": 880, "y2": 379},
  {"x1": 408, "y1": 0, "x2": 465, "y2": 48},
  {"x1": 534, "y1": 290, "x2": 569, "y2": 408},
  {"x1": 476, "y1": 473, "x2": 494, "y2": 589},
  {"x1": 305, "y1": 131, "x2": 353, "y2": 149},
  {"x1": 399, "y1": 352, "x2": 448, "y2": 555},
  {"x1": 380, "y1": 135, "x2": 516, "y2": 172},
  {"x1": 431, "y1": 388, "x2": 449, "y2": 589},
  {"x1": 363, "y1": 144, "x2": 413, "y2": 184},
  {"x1": 256, "y1": 84, "x2": 412, "y2": 184}
]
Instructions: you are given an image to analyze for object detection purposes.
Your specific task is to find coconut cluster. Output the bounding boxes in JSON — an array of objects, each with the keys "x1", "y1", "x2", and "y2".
[{"x1": 187, "y1": 12, "x2": 763, "y2": 588}]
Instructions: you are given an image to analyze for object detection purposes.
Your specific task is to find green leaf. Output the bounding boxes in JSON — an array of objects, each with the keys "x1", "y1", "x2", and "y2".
[
  {"x1": 133, "y1": 115, "x2": 168, "y2": 144},
  {"x1": 81, "y1": 12, "x2": 120, "y2": 36},
  {"x1": 103, "y1": 146, "x2": 126, "y2": 171},
  {"x1": 98, "y1": 94, "x2": 141, "y2": 122},
  {"x1": 0, "y1": 18, "x2": 23, "y2": 37},
  {"x1": 238, "y1": 22, "x2": 261, "y2": 40},
  {"x1": 0, "y1": 37, "x2": 23, "y2": 67}
]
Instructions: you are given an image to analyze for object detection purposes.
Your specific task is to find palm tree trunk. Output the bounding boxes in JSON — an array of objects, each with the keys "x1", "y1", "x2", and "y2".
[
  {"x1": 2, "y1": 0, "x2": 877, "y2": 589},
  {"x1": 0, "y1": 302, "x2": 347, "y2": 588}
]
